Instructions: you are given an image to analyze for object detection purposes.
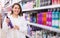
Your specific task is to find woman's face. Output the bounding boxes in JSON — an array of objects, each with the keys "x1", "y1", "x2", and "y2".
[{"x1": 12, "y1": 5, "x2": 20, "y2": 15}]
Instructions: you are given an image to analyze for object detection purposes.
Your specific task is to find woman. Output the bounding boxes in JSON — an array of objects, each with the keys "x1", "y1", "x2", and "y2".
[{"x1": 2, "y1": 3, "x2": 28, "y2": 38}]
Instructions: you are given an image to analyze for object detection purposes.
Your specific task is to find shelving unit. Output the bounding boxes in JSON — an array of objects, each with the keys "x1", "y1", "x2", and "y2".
[
  {"x1": 23, "y1": 4, "x2": 60, "y2": 33},
  {"x1": 22, "y1": 4, "x2": 60, "y2": 34},
  {"x1": 28, "y1": 22, "x2": 60, "y2": 33}
]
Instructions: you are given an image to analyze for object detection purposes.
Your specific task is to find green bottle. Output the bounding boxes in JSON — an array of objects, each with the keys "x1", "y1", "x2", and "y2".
[
  {"x1": 36, "y1": 0, "x2": 40, "y2": 7},
  {"x1": 59, "y1": 11, "x2": 60, "y2": 29}
]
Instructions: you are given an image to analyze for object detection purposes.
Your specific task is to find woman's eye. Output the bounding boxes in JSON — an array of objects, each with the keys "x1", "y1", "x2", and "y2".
[{"x1": 15, "y1": 7, "x2": 17, "y2": 9}]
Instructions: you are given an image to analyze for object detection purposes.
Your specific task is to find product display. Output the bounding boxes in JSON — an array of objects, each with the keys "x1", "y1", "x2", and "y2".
[{"x1": 28, "y1": 29, "x2": 60, "y2": 38}]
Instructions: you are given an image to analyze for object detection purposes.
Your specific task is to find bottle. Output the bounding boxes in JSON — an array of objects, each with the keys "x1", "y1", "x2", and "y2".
[
  {"x1": 40, "y1": 0, "x2": 43, "y2": 6},
  {"x1": 37, "y1": 12, "x2": 42, "y2": 24},
  {"x1": 44, "y1": 0, "x2": 48, "y2": 6},
  {"x1": 55, "y1": 9, "x2": 59, "y2": 28},
  {"x1": 27, "y1": 25, "x2": 32, "y2": 36},
  {"x1": 30, "y1": 13, "x2": 37, "y2": 23},
  {"x1": 36, "y1": 31, "x2": 43, "y2": 38},
  {"x1": 52, "y1": 0, "x2": 54, "y2": 5},
  {"x1": 58, "y1": 0, "x2": 60, "y2": 4},
  {"x1": 31, "y1": 31, "x2": 36, "y2": 38},
  {"x1": 36, "y1": 0, "x2": 40, "y2": 7},
  {"x1": 52, "y1": 0, "x2": 58, "y2": 5},
  {"x1": 48, "y1": 0, "x2": 52, "y2": 5},
  {"x1": 52, "y1": 9, "x2": 59, "y2": 28},
  {"x1": 6, "y1": 16, "x2": 13, "y2": 28},
  {"x1": 47, "y1": 9, "x2": 52, "y2": 27},
  {"x1": 42, "y1": 12, "x2": 47, "y2": 25},
  {"x1": 42, "y1": 31, "x2": 47, "y2": 38},
  {"x1": 58, "y1": 9, "x2": 60, "y2": 29}
]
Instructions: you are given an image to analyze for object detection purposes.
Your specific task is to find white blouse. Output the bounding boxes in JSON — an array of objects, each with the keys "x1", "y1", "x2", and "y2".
[{"x1": 2, "y1": 15, "x2": 28, "y2": 38}]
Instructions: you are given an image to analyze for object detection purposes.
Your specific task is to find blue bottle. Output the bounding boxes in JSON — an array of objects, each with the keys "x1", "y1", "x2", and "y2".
[
  {"x1": 52, "y1": 9, "x2": 59, "y2": 28},
  {"x1": 6, "y1": 16, "x2": 13, "y2": 28}
]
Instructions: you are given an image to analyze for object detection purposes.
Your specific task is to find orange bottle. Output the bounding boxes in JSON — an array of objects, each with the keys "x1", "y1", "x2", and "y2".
[{"x1": 42, "y1": 12, "x2": 47, "y2": 25}]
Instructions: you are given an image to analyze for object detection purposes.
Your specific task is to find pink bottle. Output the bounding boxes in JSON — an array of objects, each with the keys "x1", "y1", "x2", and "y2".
[{"x1": 47, "y1": 9, "x2": 52, "y2": 27}]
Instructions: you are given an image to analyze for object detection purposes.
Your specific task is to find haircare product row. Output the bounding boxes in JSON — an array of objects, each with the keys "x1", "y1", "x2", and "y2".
[
  {"x1": 19, "y1": 0, "x2": 60, "y2": 10},
  {"x1": 31, "y1": 30, "x2": 60, "y2": 38},
  {"x1": 23, "y1": 8, "x2": 60, "y2": 29},
  {"x1": 27, "y1": 25, "x2": 60, "y2": 38}
]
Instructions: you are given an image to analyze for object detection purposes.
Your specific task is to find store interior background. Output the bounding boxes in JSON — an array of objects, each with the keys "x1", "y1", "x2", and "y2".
[{"x1": 0, "y1": 0, "x2": 60, "y2": 38}]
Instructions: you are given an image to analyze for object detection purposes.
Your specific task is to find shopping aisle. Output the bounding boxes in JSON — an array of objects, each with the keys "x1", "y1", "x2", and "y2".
[{"x1": 0, "y1": 0, "x2": 60, "y2": 38}]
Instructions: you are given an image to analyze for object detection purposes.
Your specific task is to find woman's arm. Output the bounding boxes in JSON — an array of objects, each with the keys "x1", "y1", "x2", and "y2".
[{"x1": 2, "y1": 17, "x2": 9, "y2": 31}]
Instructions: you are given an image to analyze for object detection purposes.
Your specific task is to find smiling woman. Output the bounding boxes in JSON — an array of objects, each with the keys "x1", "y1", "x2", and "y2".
[{"x1": 2, "y1": 3, "x2": 28, "y2": 38}]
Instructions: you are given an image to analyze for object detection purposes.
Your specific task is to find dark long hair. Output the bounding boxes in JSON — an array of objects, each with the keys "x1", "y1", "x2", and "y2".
[{"x1": 11, "y1": 3, "x2": 23, "y2": 16}]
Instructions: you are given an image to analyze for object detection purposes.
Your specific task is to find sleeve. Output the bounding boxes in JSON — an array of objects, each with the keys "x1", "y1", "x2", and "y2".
[
  {"x1": 2, "y1": 17, "x2": 9, "y2": 31},
  {"x1": 19, "y1": 17, "x2": 28, "y2": 34}
]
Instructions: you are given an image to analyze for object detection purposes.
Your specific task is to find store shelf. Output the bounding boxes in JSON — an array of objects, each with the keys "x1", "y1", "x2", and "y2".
[
  {"x1": 28, "y1": 22, "x2": 60, "y2": 33},
  {"x1": 22, "y1": 5, "x2": 60, "y2": 12}
]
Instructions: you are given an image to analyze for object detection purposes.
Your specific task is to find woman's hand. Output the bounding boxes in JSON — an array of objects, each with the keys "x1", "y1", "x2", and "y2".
[
  {"x1": 14, "y1": 25, "x2": 19, "y2": 30},
  {"x1": 6, "y1": 18, "x2": 19, "y2": 30}
]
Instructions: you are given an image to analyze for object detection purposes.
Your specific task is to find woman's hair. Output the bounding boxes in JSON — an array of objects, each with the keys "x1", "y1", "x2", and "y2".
[
  {"x1": 11, "y1": 3, "x2": 23, "y2": 16},
  {"x1": 0, "y1": 14, "x2": 2, "y2": 29}
]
